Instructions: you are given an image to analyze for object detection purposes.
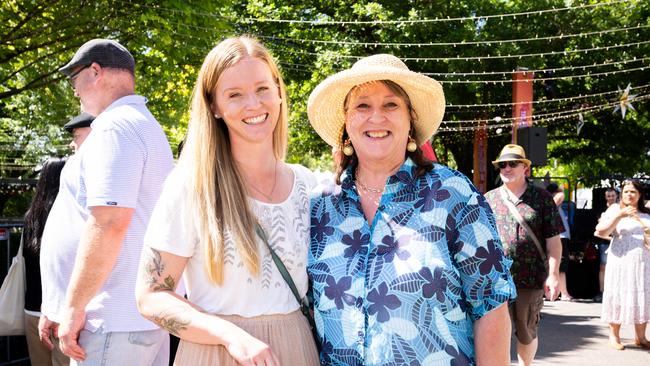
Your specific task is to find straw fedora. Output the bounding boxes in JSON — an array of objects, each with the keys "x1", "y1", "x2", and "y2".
[
  {"x1": 492, "y1": 144, "x2": 532, "y2": 168},
  {"x1": 307, "y1": 54, "x2": 445, "y2": 147}
]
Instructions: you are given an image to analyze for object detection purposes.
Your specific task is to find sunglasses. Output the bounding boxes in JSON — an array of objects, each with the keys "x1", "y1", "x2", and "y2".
[
  {"x1": 497, "y1": 161, "x2": 521, "y2": 169},
  {"x1": 67, "y1": 65, "x2": 91, "y2": 88}
]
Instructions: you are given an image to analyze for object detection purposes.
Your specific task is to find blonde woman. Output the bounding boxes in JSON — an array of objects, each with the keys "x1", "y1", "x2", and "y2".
[{"x1": 136, "y1": 36, "x2": 318, "y2": 366}]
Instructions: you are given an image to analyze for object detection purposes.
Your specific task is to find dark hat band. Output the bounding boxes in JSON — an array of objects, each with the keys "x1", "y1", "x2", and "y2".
[{"x1": 498, "y1": 153, "x2": 526, "y2": 161}]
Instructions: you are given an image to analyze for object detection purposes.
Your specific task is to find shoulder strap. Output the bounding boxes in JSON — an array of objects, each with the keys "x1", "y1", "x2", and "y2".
[
  {"x1": 255, "y1": 224, "x2": 304, "y2": 306},
  {"x1": 499, "y1": 187, "x2": 547, "y2": 261}
]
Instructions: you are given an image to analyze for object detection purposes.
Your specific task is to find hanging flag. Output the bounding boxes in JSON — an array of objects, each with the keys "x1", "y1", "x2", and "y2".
[
  {"x1": 420, "y1": 140, "x2": 437, "y2": 162},
  {"x1": 473, "y1": 123, "x2": 488, "y2": 193}
]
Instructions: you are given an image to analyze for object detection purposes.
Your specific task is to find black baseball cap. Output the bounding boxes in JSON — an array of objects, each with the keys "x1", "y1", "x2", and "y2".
[
  {"x1": 64, "y1": 112, "x2": 95, "y2": 133},
  {"x1": 59, "y1": 39, "x2": 135, "y2": 77}
]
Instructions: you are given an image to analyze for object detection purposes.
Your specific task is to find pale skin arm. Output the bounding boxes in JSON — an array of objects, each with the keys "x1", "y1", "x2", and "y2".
[
  {"x1": 545, "y1": 235, "x2": 562, "y2": 301},
  {"x1": 135, "y1": 247, "x2": 281, "y2": 366},
  {"x1": 595, "y1": 205, "x2": 636, "y2": 238},
  {"x1": 474, "y1": 303, "x2": 511, "y2": 366},
  {"x1": 58, "y1": 206, "x2": 133, "y2": 361}
]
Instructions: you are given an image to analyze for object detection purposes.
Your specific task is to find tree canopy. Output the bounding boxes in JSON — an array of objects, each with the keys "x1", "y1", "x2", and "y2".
[{"x1": 1, "y1": 0, "x2": 649, "y2": 215}]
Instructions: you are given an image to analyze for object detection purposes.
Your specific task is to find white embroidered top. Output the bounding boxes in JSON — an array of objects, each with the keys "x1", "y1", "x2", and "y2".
[{"x1": 145, "y1": 164, "x2": 315, "y2": 316}]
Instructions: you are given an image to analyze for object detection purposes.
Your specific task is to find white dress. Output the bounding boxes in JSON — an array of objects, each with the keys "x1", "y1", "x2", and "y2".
[{"x1": 601, "y1": 206, "x2": 650, "y2": 324}]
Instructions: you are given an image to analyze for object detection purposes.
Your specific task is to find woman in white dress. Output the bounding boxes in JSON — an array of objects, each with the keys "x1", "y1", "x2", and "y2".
[{"x1": 595, "y1": 179, "x2": 650, "y2": 350}]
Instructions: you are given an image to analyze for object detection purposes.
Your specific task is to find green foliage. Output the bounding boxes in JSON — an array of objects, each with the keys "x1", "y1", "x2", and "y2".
[
  {"x1": 1, "y1": 0, "x2": 230, "y2": 178},
  {"x1": 1, "y1": 0, "x2": 649, "y2": 205}
]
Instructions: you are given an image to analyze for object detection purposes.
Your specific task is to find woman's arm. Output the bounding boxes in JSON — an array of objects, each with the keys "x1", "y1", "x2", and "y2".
[
  {"x1": 594, "y1": 206, "x2": 634, "y2": 238},
  {"x1": 474, "y1": 303, "x2": 511, "y2": 366},
  {"x1": 135, "y1": 247, "x2": 280, "y2": 366}
]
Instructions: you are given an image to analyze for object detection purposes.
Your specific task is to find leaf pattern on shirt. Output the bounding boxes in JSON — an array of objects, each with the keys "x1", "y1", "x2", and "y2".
[{"x1": 309, "y1": 159, "x2": 517, "y2": 365}]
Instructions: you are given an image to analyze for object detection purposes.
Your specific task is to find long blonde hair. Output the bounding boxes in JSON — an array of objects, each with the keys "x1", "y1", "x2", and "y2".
[{"x1": 179, "y1": 36, "x2": 288, "y2": 284}]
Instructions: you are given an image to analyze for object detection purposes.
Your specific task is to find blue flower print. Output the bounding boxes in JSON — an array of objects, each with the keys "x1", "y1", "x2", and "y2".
[
  {"x1": 445, "y1": 345, "x2": 471, "y2": 366},
  {"x1": 320, "y1": 338, "x2": 334, "y2": 363},
  {"x1": 367, "y1": 282, "x2": 401, "y2": 323},
  {"x1": 324, "y1": 275, "x2": 356, "y2": 310},
  {"x1": 312, "y1": 212, "x2": 335, "y2": 243},
  {"x1": 342, "y1": 230, "x2": 369, "y2": 258},
  {"x1": 419, "y1": 267, "x2": 447, "y2": 302},
  {"x1": 413, "y1": 180, "x2": 450, "y2": 212},
  {"x1": 377, "y1": 234, "x2": 411, "y2": 262},
  {"x1": 474, "y1": 239, "x2": 504, "y2": 275}
]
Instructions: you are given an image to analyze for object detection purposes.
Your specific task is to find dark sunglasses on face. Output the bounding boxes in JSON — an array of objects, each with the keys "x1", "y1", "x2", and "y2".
[
  {"x1": 497, "y1": 161, "x2": 521, "y2": 169},
  {"x1": 67, "y1": 65, "x2": 91, "y2": 87}
]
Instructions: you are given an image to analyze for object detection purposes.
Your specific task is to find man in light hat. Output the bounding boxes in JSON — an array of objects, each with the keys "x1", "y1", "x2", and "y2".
[
  {"x1": 485, "y1": 144, "x2": 563, "y2": 366},
  {"x1": 39, "y1": 39, "x2": 173, "y2": 365},
  {"x1": 64, "y1": 112, "x2": 94, "y2": 153}
]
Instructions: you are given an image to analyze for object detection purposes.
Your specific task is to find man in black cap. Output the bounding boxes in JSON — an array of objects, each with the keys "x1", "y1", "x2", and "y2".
[
  {"x1": 64, "y1": 112, "x2": 94, "y2": 153},
  {"x1": 39, "y1": 39, "x2": 173, "y2": 365}
]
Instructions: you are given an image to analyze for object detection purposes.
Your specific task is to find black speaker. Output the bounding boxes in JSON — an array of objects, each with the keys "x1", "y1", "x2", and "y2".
[{"x1": 517, "y1": 127, "x2": 547, "y2": 166}]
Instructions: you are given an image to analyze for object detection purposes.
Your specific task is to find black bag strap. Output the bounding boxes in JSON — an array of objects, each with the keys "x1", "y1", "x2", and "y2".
[
  {"x1": 255, "y1": 224, "x2": 303, "y2": 305},
  {"x1": 255, "y1": 224, "x2": 321, "y2": 352}
]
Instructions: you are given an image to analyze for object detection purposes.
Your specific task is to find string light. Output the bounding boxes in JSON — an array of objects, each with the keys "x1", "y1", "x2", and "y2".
[
  {"x1": 446, "y1": 84, "x2": 650, "y2": 108},
  {"x1": 442, "y1": 94, "x2": 649, "y2": 125},
  {"x1": 266, "y1": 39, "x2": 650, "y2": 62},
  {"x1": 438, "y1": 65, "x2": 650, "y2": 84},
  {"x1": 437, "y1": 94, "x2": 650, "y2": 132},
  {"x1": 115, "y1": 0, "x2": 633, "y2": 26},
  {"x1": 235, "y1": 0, "x2": 633, "y2": 25},
  {"x1": 423, "y1": 57, "x2": 650, "y2": 78},
  {"x1": 256, "y1": 24, "x2": 650, "y2": 48},
  {"x1": 276, "y1": 58, "x2": 649, "y2": 85}
]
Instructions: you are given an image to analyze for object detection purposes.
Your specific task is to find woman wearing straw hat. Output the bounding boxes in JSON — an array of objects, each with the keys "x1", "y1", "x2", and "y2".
[
  {"x1": 136, "y1": 36, "x2": 319, "y2": 366},
  {"x1": 307, "y1": 54, "x2": 516, "y2": 365}
]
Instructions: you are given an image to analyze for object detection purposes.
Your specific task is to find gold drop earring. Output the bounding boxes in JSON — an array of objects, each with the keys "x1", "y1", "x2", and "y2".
[
  {"x1": 406, "y1": 136, "x2": 417, "y2": 152},
  {"x1": 342, "y1": 139, "x2": 354, "y2": 156}
]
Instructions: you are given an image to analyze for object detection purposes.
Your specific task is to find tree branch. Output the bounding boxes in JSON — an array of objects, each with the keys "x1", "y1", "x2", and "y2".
[
  {"x1": 0, "y1": 43, "x2": 79, "y2": 85},
  {"x1": 0, "y1": 69, "x2": 63, "y2": 100},
  {"x1": 0, "y1": 0, "x2": 61, "y2": 44}
]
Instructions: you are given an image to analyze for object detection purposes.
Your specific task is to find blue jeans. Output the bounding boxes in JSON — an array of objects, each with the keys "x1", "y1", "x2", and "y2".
[{"x1": 71, "y1": 327, "x2": 169, "y2": 366}]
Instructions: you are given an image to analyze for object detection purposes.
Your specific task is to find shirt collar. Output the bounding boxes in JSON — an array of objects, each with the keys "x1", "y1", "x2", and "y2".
[{"x1": 91, "y1": 95, "x2": 147, "y2": 128}]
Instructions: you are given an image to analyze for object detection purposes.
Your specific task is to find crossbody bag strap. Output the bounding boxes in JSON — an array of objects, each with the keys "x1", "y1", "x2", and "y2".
[
  {"x1": 255, "y1": 224, "x2": 321, "y2": 351},
  {"x1": 254, "y1": 224, "x2": 303, "y2": 304},
  {"x1": 500, "y1": 187, "x2": 547, "y2": 261}
]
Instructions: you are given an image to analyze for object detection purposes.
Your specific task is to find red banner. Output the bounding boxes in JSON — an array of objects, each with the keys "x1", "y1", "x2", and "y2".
[{"x1": 473, "y1": 123, "x2": 488, "y2": 193}]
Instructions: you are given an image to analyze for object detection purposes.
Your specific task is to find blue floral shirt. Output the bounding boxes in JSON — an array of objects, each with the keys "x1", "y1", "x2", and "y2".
[{"x1": 308, "y1": 159, "x2": 516, "y2": 366}]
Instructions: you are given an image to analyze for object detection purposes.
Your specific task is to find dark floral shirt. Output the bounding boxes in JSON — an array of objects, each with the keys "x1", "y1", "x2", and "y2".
[
  {"x1": 309, "y1": 159, "x2": 516, "y2": 366},
  {"x1": 485, "y1": 182, "x2": 564, "y2": 289}
]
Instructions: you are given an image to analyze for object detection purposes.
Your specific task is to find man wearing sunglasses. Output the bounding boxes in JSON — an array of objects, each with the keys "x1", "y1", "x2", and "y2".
[
  {"x1": 39, "y1": 39, "x2": 173, "y2": 366},
  {"x1": 484, "y1": 144, "x2": 564, "y2": 366}
]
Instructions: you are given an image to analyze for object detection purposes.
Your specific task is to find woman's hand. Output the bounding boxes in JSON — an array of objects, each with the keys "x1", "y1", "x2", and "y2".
[
  {"x1": 618, "y1": 205, "x2": 637, "y2": 219},
  {"x1": 226, "y1": 334, "x2": 281, "y2": 366}
]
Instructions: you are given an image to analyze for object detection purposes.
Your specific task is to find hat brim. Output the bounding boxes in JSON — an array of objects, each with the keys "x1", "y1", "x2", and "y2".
[
  {"x1": 491, "y1": 158, "x2": 532, "y2": 168},
  {"x1": 64, "y1": 112, "x2": 95, "y2": 132},
  {"x1": 307, "y1": 65, "x2": 445, "y2": 147}
]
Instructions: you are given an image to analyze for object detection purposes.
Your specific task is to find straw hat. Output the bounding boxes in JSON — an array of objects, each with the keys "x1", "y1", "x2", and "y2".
[
  {"x1": 492, "y1": 144, "x2": 532, "y2": 168},
  {"x1": 307, "y1": 54, "x2": 445, "y2": 147}
]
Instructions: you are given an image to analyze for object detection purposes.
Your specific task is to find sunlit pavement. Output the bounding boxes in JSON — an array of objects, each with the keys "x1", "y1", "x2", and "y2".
[{"x1": 509, "y1": 299, "x2": 649, "y2": 365}]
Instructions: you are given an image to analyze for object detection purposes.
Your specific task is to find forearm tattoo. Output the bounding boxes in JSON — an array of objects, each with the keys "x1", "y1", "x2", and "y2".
[
  {"x1": 152, "y1": 309, "x2": 190, "y2": 336},
  {"x1": 144, "y1": 248, "x2": 176, "y2": 291}
]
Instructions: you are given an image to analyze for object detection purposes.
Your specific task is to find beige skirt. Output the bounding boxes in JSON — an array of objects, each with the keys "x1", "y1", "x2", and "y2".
[{"x1": 174, "y1": 310, "x2": 319, "y2": 365}]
